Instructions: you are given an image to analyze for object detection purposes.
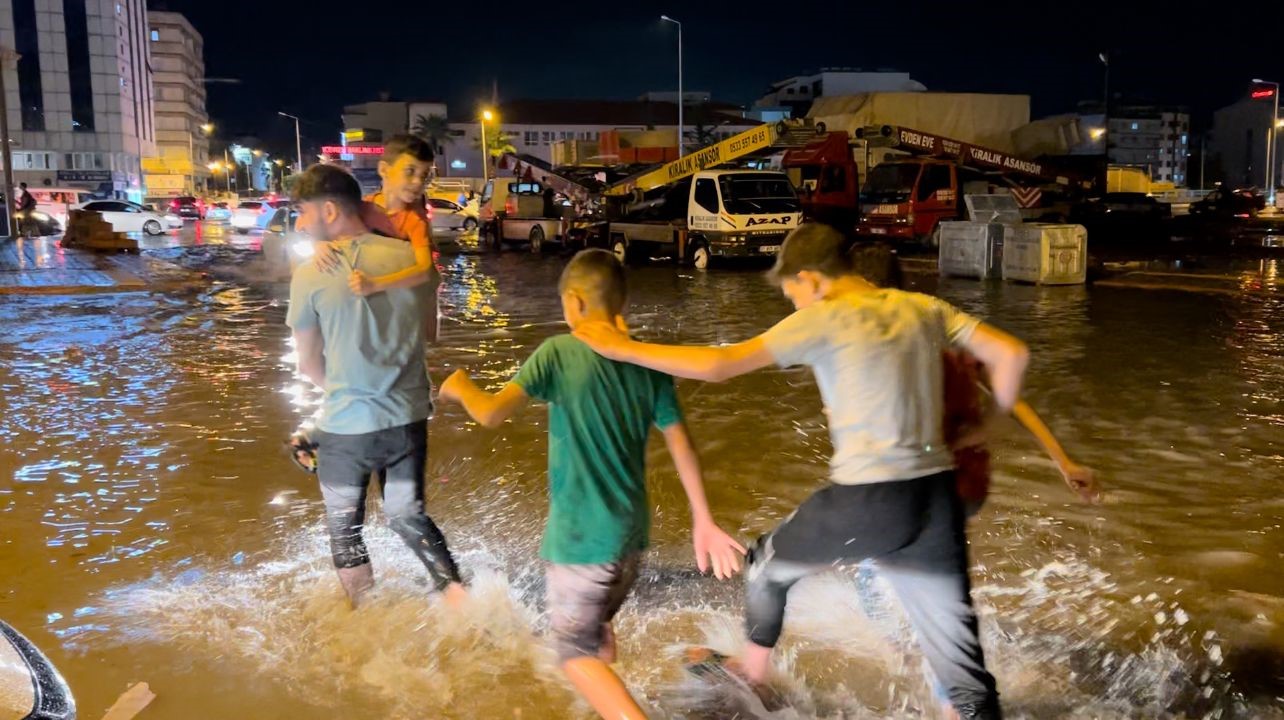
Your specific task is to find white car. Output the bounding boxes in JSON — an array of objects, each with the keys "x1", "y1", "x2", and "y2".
[
  {"x1": 76, "y1": 199, "x2": 171, "y2": 236},
  {"x1": 230, "y1": 199, "x2": 288, "y2": 234},
  {"x1": 427, "y1": 198, "x2": 478, "y2": 232}
]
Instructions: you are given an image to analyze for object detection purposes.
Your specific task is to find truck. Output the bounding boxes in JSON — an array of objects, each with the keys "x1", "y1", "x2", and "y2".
[
  {"x1": 782, "y1": 125, "x2": 1094, "y2": 244},
  {"x1": 593, "y1": 120, "x2": 819, "y2": 268},
  {"x1": 478, "y1": 154, "x2": 600, "y2": 253}
]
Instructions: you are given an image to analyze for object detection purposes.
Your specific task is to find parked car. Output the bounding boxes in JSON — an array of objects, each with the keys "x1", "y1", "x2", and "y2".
[
  {"x1": 168, "y1": 196, "x2": 205, "y2": 220},
  {"x1": 11, "y1": 208, "x2": 62, "y2": 237},
  {"x1": 206, "y1": 201, "x2": 232, "y2": 223},
  {"x1": 75, "y1": 199, "x2": 171, "y2": 235},
  {"x1": 427, "y1": 197, "x2": 478, "y2": 232},
  {"x1": 1189, "y1": 188, "x2": 1266, "y2": 218},
  {"x1": 30, "y1": 187, "x2": 99, "y2": 229}
]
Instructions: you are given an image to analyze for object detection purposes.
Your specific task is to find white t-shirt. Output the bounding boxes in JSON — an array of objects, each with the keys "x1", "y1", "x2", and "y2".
[{"x1": 761, "y1": 289, "x2": 980, "y2": 485}]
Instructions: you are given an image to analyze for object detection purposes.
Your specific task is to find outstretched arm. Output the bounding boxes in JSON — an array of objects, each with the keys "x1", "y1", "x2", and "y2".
[
  {"x1": 575, "y1": 321, "x2": 776, "y2": 383},
  {"x1": 437, "y1": 369, "x2": 529, "y2": 428},
  {"x1": 1013, "y1": 400, "x2": 1100, "y2": 503},
  {"x1": 661, "y1": 422, "x2": 745, "y2": 579},
  {"x1": 961, "y1": 323, "x2": 1029, "y2": 412}
]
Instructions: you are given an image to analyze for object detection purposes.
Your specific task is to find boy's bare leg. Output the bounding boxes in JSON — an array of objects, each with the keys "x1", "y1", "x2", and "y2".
[
  {"x1": 443, "y1": 581, "x2": 468, "y2": 609},
  {"x1": 337, "y1": 564, "x2": 374, "y2": 607},
  {"x1": 597, "y1": 622, "x2": 617, "y2": 664},
  {"x1": 562, "y1": 657, "x2": 647, "y2": 720},
  {"x1": 737, "y1": 642, "x2": 773, "y2": 685}
]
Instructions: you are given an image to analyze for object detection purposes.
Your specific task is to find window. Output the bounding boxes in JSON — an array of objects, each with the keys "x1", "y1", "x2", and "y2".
[
  {"x1": 786, "y1": 88, "x2": 795, "y2": 95},
  {"x1": 12, "y1": 0, "x2": 44, "y2": 131},
  {"x1": 64, "y1": 0, "x2": 95, "y2": 131},
  {"x1": 63, "y1": 152, "x2": 106, "y2": 170},
  {"x1": 1181, "y1": 134, "x2": 1188, "y2": 145},
  {"x1": 150, "y1": 29, "x2": 159, "y2": 41},
  {"x1": 12, "y1": 152, "x2": 53, "y2": 170},
  {"x1": 820, "y1": 165, "x2": 846, "y2": 193},
  {"x1": 1130, "y1": 122, "x2": 1139, "y2": 130},
  {"x1": 693, "y1": 178, "x2": 719, "y2": 213},
  {"x1": 523, "y1": 131, "x2": 538, "y2": 144},
  {"x1": 541, "y1": 131, "x2": 553, "y2": 143},
  {"x1": 917, "y1": 164, "x2": 952, "y2": 202}
]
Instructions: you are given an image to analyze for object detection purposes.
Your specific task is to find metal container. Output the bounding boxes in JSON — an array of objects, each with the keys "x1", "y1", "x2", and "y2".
[
  {"x1": 1001, "y1": 223, "x2": 1087, "y2": 285},
  {"x1": 938, "y1": 221, "x2": 1005, "y2": 279}
]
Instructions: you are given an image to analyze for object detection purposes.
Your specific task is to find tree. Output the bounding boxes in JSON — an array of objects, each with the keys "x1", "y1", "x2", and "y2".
[
  {"x1": 473, "y1": 128, "x2": 517, "y2": 177},
  {"x1": 684, "y1": 103, "x2": 731, "y2": 148},
  {"x1": 411, "y1": 114, "x2": 452, "y2": 155}
]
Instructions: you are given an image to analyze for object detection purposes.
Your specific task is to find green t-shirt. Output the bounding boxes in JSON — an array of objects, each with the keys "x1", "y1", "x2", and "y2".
[{"x1": 512, "y1": 334, "x2": 683, "y2": 564}]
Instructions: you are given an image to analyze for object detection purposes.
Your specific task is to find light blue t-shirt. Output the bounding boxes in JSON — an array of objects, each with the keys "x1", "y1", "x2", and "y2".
[
  {"x1": 286, "y1": 233, "x2": 432, "y2": 435},
  {"x1": 761, "y1": 289, "x2": 980, "y2": 485}
]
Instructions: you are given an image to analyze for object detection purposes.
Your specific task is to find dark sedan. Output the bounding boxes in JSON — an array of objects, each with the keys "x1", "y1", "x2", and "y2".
[{"x1": 168, "y1": 196, "x2": 205, "y2": 220}]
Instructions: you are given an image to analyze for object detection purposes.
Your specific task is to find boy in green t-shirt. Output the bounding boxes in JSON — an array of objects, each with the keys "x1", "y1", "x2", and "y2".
[{"x1": 437, "y1": 249, "x2": 745, "y2": 720}]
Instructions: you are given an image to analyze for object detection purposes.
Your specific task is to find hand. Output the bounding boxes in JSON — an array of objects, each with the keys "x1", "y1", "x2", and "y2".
[
  {"x1": 313, "y1": 241, "x2": 342, "y2": 274},
  {"x1": 1060, "y1": 462, "x2": 1101, "y2": 504},
  {"x1": 692, "y1": 518, "x2": 746, "y2": 580},
  {"x1": 437, "y1": 369, "x2": 469, "y2": 404},
  {"x1": 573, "y1": 320, "x2": 632, "y2": 361},
  {"x1": 348, "y1": 270, "x2": 377, "y2": 297}
]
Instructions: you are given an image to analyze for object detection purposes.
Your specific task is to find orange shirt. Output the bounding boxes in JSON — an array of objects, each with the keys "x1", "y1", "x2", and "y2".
[{"x1": 363, "y1": 192, "x2": 431, "y2": 253}]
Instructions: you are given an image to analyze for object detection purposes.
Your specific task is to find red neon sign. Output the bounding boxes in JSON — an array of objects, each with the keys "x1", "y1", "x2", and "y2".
[
  {"x1": 320, "y1": 145, "x2": 384, "y2": 155},
  {"x1": 1251, "y1": 89, "x2": 1276, "y2": 99}
]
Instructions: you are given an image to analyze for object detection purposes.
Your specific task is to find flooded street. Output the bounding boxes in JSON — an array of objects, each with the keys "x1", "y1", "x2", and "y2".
[{"x1": 2, "y1": 241, "x2": 1282, "y2": 719}]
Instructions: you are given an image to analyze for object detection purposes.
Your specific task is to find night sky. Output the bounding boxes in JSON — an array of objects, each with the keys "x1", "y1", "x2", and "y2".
[{"x1": 155, "y1": 0, "x2": 1276, "y2": 158}]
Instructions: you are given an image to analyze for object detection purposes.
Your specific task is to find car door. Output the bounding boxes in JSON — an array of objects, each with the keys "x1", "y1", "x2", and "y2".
[
  {"x1": 428, "y1": 199, "x2": 462, "y2": 231},
  {"x1": 85, "y1": 201, "x2": 126, "y2": 231}
]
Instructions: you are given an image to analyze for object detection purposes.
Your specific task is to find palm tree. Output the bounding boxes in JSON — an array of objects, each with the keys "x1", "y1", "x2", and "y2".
[
  {"x1": 473, "y1": 128, "x2": 517, "y2": 174},
  {"x1": 411, "y1": 114, "x2": 452, "y2": 155}
]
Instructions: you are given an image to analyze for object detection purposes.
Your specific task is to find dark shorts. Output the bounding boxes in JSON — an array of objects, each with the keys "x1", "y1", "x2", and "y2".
[
  {"x1": 314, "y1": 419, "x2": 460, "y2": 591},
  {"x1": 545, "y1": 553, "x2": 641, "y2": 663}
]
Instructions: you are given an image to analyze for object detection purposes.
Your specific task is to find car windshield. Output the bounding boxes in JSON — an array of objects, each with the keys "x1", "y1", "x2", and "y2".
[
  {"x1": 716, "y1": 174, "x2": 799, "y2": 214},
  {"x1": 861, "y1": 163, "x2": 920, "y2": 203}
]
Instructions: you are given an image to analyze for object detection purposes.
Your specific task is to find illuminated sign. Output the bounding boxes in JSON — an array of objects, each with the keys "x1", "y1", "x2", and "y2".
[
  {"x1": 321, "y1": 145, "x2": 384, "y2": 155},
  {"x1": 1251, "y1": 88, "x2": 1276, "y2": 99},
  {"x1": 342, "y1": 129, "x2": 365, "y2": 141}
]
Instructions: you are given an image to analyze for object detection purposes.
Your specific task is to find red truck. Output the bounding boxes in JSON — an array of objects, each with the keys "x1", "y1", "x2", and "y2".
[{"x1": 782, "y1": 125, "x2": 1093, "y2": 244}]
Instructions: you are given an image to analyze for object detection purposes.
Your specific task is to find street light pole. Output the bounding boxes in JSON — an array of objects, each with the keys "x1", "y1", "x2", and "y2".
[
  {"x1": 1099, "y1": 52, "x2": 1110, "y2": 193},
  {"x1": 1252, "y1": 79, "x2": 1280, "y2": 206},
  {"x1": 278, "y1": 111, "x2": 303, "y2": 173},
  {"x1": 661, "y1": 15, "x2": 683, "y2": 157},
  {"x1": 480, "y1": 109, "x2": 493, "y2": 183}
]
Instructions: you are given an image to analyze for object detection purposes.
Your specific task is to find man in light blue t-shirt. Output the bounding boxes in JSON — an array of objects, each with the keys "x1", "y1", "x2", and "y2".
[{"x1": 286, "y1": 164, "x2": 464, "y2": 608}]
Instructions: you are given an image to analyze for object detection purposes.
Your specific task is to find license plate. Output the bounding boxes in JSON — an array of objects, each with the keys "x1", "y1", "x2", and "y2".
[
  {"x1": 758, "y1": 245, "x2": 781, "y2": 254},
  {"x1": 869, "y1": 228, "x2": 887, "y2": 235}
]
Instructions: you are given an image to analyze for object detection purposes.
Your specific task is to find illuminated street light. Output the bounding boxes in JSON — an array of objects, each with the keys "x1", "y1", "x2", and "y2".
[
  {"x1": 1252, "y1": 78, "x2": 1279, "y2": 204},
  {"x1": 479, "y1": 109, "x2": 495, "y2": 182}
]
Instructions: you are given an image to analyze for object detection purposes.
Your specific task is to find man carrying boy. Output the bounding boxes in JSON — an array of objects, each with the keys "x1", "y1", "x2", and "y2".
[
  {"x1": 287, "y1": 165, "x2": 466, "y2": 608},
  {"x1": 436, "y1": 249, "x2": 745, "y2": 720},
  {"x1": 574, "y1": 224, "x2": 1029, "y2": 719}
]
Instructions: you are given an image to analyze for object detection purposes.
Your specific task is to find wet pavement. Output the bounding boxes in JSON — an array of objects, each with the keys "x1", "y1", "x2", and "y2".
[{"x1": 1, "y1": 227, "x2": 1282, "y2": 718}]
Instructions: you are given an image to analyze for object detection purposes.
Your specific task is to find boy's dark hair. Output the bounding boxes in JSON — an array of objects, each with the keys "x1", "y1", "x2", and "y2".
[
  {"x1": 766, "y1": 222, "x2": 853, "y2": 283},
  {"x1": 292, "y1": 164, "x2": 362, "y2": 215},
  {"x1": 383, "y1": 134, "x2": 435, "y2": 164},
  {"x1": 559, "y1": 249, "x2": 627, "y2": 315},
  {"x1": 849, "y1": 242, "x2": 903, "y2": 289}
]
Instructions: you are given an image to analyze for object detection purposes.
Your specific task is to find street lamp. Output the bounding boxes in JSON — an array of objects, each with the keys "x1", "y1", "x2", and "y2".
[
  {"x1": 278, "y1": 111, "x2": 303, "y2": 173},
  {"x1": 661, "y1": 15, "x2": 684, "y2": 157},
  {"x1": 1252, "y1": 78, "x2": 1280, "y2": 205},
  {"x1": 480, "y1": 109, "x2": 495, "y2": 183},
  {"x1": 188, "y1": 121, "x2": 215, "y2": 194}
]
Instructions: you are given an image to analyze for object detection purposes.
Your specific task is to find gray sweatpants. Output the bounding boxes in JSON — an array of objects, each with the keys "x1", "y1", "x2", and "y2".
[{"x1": 744, "y1": 471, "x2": 999, "y2": 715}]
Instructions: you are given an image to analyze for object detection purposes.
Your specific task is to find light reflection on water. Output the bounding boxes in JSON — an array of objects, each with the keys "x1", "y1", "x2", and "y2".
[{"x1": 0, "y1": 250, "x2": 1282, "y2": 718}]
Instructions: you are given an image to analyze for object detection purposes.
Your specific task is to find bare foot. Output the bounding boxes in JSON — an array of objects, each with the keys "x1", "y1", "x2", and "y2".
[
  {"x1": 598, "y1": 622, "x2": 617, "y2": 664},
  {"x1": 337, "y1": 564, "x2": 374, "y2": 608},
  {"x1": 442, "y1": 581, "x2": 468, "y2": 609}
]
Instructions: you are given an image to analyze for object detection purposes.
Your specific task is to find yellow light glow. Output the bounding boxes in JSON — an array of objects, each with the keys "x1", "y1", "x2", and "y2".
[
  {"x1": 482, "y1": 109, "x2": 494, "y2": 122},
  {"x1": 200, "y1": 123, "x2": 214, "y2": 134},
  {"x1": 253, "y1": 149, "x2": 264, "y2": 157},
  {"x1": 208, "y1": 162, "x2": 221, "y2": 171},
  {"x1": 1089, "y1": 128, "x2": 1106, "y2": 140}
]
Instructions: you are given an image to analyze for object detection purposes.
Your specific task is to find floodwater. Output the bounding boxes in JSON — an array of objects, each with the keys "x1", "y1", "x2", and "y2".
[{"x1": 2, "y1": 236, "x2": 1282, "y2": 719}]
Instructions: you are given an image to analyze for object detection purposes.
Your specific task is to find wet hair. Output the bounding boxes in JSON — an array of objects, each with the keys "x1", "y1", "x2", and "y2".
[
  {"x1": 19, "y1": 182, "x2": 27, "y2": 189},
  {"x1": 559, "y1": 249, "x2": 627, "y2": 315},
  {"x1": 383, "y1": 134, "x2": 435, "y2": 164},
  {"x1": 766, "y1": 222, "x2": 853, "y2": 283},
  {"x1": 849, "y1": 242, "x2": 903, "y2": 289},
  {"x1": 292, "y1": 164, "x2": 362, "y2": 215}
]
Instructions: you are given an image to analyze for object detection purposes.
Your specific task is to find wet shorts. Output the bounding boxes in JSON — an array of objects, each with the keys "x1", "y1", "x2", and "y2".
[{"x1": 545, "y1": 553, "x2": 640, "y2": 663}]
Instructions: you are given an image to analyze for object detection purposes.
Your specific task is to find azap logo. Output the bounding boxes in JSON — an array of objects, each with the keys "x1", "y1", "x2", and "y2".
[{"x1": 746, "y1": 216, "x2": 791, "y2": 226}]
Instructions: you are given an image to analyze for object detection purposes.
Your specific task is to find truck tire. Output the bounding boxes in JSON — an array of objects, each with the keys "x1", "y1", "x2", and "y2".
[
  {"x1": 611, "y1": 236, "x2": 628, "y2": 264},
  {"x1": 927, "y1": 224, "x2": 941, "y2": 249},
  {"x1": 529, "y1": 225, "x2": 545, "y2": 254},
  {"x1": 690, "y1": 242, "x2": 711, "y2": 270}
]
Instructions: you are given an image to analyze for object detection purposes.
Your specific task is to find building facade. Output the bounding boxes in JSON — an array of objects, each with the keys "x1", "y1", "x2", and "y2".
[
  {"x1": 755, "y1": 69, "x2": 927, "y2": 117},
  {"x1": 1208, "y1": 97, "x2": 1282, "y2": 191},
  {"x1": 0, "y1": 0, "x2": 155, "y2": 201},
  {"x1": 336, "y1": 98, "x2": 759, "y2": 178},
  {"x1": 1069, "y1": 106, "x2": 1191, "y2": 186},
  {"x1": 141, "y1": 10, "x2": 207, "y2": 196}
]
